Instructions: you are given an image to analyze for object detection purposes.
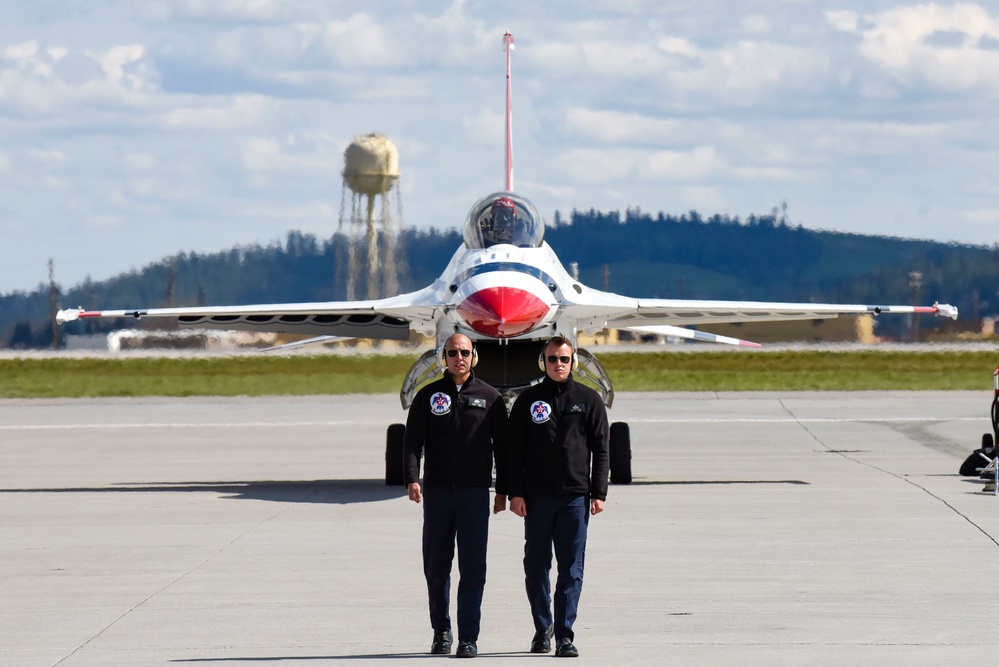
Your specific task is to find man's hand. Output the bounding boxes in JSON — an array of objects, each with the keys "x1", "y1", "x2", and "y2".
[
  {"x1": 408, "y1": 482, "x2": 422, "y2": 503},
  {"x1": 590, "y1": 498, "x2": 604, "y2": 515},
  {"x1": 493, "y1": 493, "x2": 507, "y2": 514},
  {"x1": 510, "y1": 497, "x2": 527, "y2": 517}
]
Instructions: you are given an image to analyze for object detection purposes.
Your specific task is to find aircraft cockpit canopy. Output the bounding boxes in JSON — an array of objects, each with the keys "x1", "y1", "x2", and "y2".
[{"x1": 463, "y1": 191, "x2": 544, "y2": 249}]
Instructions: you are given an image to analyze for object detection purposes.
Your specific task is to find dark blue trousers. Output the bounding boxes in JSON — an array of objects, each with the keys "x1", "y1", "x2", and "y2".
[
  {"x1": 522, "y1": 494, "x2": 589, "y2": 642},
  {"x1": 422, "y1": 482, "x2": 490, "y2": 640}
]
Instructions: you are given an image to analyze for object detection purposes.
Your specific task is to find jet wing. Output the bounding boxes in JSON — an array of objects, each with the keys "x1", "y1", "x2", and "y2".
[
  {"x1": 563, "y1": 287, "x2": 958, "y2": 334},
  {"x1": 56, "y1": 285, "x2": 445, "y2": 341}
]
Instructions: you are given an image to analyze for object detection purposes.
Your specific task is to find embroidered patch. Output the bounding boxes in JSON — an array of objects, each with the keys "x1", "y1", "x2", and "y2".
[
  {"x1": 568, "y1": 404, "x2": 584, "y2": 413},
  {"x1": 430, "y1": 392, "x2": 452, "y2": 416},
  {"x1": 469, "y1": 397, "x2": 487, "y2": 408},
  {"x1": 530, "y1": 400, "x2": 552, "y2": 424}
]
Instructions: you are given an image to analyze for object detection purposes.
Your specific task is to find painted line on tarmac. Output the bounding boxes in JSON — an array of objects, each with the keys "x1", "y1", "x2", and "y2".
[
  {"x1": 0, "y1": 421, "x2": 370, "y2": 430},
  {"x1": 0, "y1": 416, "x2": 982, "y2": 430},
  {"x1": 627, "y1": 417, "x2": 982, "y2": 423}
]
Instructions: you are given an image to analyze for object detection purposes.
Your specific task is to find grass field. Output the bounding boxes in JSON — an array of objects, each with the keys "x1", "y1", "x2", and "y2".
[{"x1": 1, "y1": 349, "x2": 996, "y2": 398}]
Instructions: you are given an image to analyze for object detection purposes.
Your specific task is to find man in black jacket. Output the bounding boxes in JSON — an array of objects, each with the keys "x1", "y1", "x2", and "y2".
[
  {"x1": 405, "y1": 333, "x2": 508, "y2": 659},
  {"x1": 508, "y1": 334, "x2": 609, "y2": 658}
]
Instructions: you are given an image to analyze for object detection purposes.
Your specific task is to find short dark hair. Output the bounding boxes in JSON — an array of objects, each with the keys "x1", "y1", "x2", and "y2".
[{"x1": 544, "y1": 334, "x2": 573, "y2": 352}]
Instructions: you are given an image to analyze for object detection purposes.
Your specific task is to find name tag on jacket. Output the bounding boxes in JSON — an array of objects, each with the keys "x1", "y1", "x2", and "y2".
[{"x1": 469, "y1": 398, "x2": 487, "y2": 409}]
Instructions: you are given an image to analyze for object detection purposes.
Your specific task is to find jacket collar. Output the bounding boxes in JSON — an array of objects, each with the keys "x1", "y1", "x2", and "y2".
[
  {"x1": 541, "y1": 373, "x2": 574, "y2": 394},
  {"x1": 445, "y1": 369, "x2": 475, "y2": 391}
]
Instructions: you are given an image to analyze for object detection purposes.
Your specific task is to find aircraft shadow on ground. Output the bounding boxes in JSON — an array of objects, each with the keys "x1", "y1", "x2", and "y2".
[{"x1": 0, "y1": 479, "x2": 406, "y2": 504}]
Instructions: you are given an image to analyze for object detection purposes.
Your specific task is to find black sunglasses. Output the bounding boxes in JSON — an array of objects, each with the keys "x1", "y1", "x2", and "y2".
[
  {"x1": 546, "y1": 355, "x2": 572, "y2": 364},
  {"x1": 446, "y1": 349, "x2": 472, "y2": 358}
]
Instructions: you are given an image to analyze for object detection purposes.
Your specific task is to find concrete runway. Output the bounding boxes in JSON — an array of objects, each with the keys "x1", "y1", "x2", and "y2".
[{"x1": 2, "y1": 391, "x2": 997, "y2": 666}]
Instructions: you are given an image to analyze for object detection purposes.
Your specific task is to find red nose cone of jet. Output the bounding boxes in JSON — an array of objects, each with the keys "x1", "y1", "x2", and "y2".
[{"x1": 457, "y1": 287, "x2": 550, "y2": 338}]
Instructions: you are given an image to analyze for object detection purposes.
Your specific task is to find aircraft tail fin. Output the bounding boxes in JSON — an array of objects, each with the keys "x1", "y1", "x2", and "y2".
[{"x1": 503, "y1": 30, "x2": 515, "y2": 191}]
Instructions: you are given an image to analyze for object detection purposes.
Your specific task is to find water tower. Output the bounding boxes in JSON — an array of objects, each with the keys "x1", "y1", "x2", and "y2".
[{"x1": 338, "y1": 133, "x2": 404, "y2": 300}]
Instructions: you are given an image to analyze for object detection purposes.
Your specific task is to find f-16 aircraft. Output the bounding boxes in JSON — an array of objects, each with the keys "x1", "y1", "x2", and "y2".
[{"x1": 58, "y1": 31, "x2": 957, "y2": 485}]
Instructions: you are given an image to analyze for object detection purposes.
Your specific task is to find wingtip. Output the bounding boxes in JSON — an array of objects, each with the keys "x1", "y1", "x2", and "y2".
[
  {"x1": 935, "y1": 302, "x2": 958, "y2": 320},
  {"x1": 56, "y1": 307, "x2": 82, "y2": 324}
]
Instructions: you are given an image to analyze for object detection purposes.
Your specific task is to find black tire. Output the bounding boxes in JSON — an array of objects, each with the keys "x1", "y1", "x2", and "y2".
[
  {"x1": 983, "y1": 433, "x2": 995, "y2": 449},
  {"x1": 386, "y1": 423, "x2": 406, "y2": 486},
  {"x1": 609, "y1": 421, "x2": 632, "y2": 485}
]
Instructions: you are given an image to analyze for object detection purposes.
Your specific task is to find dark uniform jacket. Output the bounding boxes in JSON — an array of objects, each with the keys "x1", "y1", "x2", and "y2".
[
  {"x1": 508, "y1": 374, "x2": 609, "y2": 501},
  {"x1": 404, "y1": 371, "x2": 509, "y2": 492}
]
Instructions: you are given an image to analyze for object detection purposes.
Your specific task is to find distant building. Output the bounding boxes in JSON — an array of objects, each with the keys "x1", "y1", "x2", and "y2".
[{"x1": 105, "y1": 329, "x2": 277, "y2": 352}]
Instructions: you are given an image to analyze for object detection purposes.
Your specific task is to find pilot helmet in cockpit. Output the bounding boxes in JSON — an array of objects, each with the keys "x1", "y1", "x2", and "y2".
[
  {"x1": 488, "y1": 196, "x2": 518, "y2": 242},
  {"x1": 463, "y1": 191, "x2": 544, "y2": 249}
]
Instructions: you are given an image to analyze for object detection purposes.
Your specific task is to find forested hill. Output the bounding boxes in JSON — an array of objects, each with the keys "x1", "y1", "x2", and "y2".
[{"x1": 3, "y1": 207, "x2": 996, "y2": 347}]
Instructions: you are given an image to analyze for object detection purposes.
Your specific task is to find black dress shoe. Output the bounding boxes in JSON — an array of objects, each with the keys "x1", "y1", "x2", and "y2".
[
  {"x1": 456, "y1": 639, "x2": 477, "y2": 658},
  {"x1": 555, "y1": 637, "x2": 578, "y2": 658},
  {"x1": 430, "y1": 629, "x2": 452, "y2": 654},
  {"x1": 530, "y1": 626, "x2": 554, "y2": 653}
]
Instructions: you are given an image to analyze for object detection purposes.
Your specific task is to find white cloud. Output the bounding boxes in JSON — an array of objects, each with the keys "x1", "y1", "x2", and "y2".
[
  {"x1": 152, "y1": 0, "x2": 311, "y2": 22},
  {"x1": 562, "y1": 108, "x2": 681, "y2": 145},
  {"x1": 827, "y1": 3, "x2": 999, "y2": 93},
  {"x1": 231, "y1": 199, "x2": 335, "y2": 223},
  {"x1": 656, "y1": 36, "x2": 699, "y2": 58},
  {"x1": 532, "y1": 40, "x2": 670, "y2": 80},
  {"x1": 27, "y1": 148, "x2": 68, "y2": 165},
  {"x1": 4, "y1": 41, "x2": 42, "y2": 66},
  {"x1": 320, "y1": 14, "x2": 399, "y2": 67},
  {"x1": 124, "y1": 152, "x2": 157, "y2": 170},
  {"x1": 741, "y1": 14, "x2": 772, "y2": 34},
  {"x1": 241, "y1": 131, "x2": 339, "y2": 177},
  {"x1": 648, "y1": 145, "x2": 719, "y2": 179},
  {"x1": 85, "y1": 212, "x2": 125, "y2": 229},
  {"x1": 0, "y1": 40, "x2": 162, "y2": 120},
  {"x1": 95, "y1": 44, "x2": 155, "y2": 90},
  {"x1": 162, "y1": 94, "x2": 269, "y2": 130},
  {"x1": 125, "y1": 175, "x2": 202, "y2": 203},
  {"x1": 825, "y1": 10, "x2": 858, "y2": 33},
  {"x1": 557, "y1": 145, "x2": 721, "y2": 184},
  {"x1": 965, "y1": 208, "x2": 999, "y2": 224}
]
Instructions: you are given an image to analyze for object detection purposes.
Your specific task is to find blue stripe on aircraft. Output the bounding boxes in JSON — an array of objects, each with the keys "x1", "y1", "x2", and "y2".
[{"x1": 455, "y1": 262, "x2": 555, "y2": 288}]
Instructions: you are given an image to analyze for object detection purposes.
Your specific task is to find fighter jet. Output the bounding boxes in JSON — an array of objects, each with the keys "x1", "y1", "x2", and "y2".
[{"x1": 58, "y1": 31, "x2": 958, "y2": 485}]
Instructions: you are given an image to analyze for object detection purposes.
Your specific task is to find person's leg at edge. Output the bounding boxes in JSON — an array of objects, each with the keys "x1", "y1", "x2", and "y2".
[
  {"x1": 551, "y1": 494, "x2": 589, "y2": 643},
  {"x1": 423, "y1": 482, "x2": 457, "y2": 635},
  {"x1": 454, "y1": 486, "x2": 490, "y2": 642},
  {"x1": 523, "y1": 495, "x2": 557, "y2": 634}
]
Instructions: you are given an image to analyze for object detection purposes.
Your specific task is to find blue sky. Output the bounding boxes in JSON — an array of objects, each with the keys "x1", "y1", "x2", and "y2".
[{"x1": 1, "y1": 1, "x2": 997, "y2": 294}]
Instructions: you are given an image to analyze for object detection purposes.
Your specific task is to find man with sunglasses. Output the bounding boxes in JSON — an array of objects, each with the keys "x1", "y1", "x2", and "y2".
[
  {"x1": 404, "y1": 332, "x2": 509, "y2": 658},
  {"x1": 508, "y1": 334, "x2": 609, "y2": 658}
]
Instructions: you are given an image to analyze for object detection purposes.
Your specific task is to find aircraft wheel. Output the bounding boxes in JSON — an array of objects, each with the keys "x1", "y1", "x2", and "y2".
[
  {"x1": 609, "y1": 421, "x2": 632, "y2": 485},
  {"x1": 386, "y1": 423, "x2": 406, "y2": 486},
  {"x1": 983, "y1": 433, "x2": 994, "y2": 449}
]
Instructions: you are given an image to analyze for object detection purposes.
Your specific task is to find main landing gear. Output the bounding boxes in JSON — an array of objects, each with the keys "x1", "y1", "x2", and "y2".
[
  {"x1": 609, "y1": 422, "x2": 632, "y2": 484},
  {"x1": 386, "y1": 423, "x2": 406, "y2": 487}
]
